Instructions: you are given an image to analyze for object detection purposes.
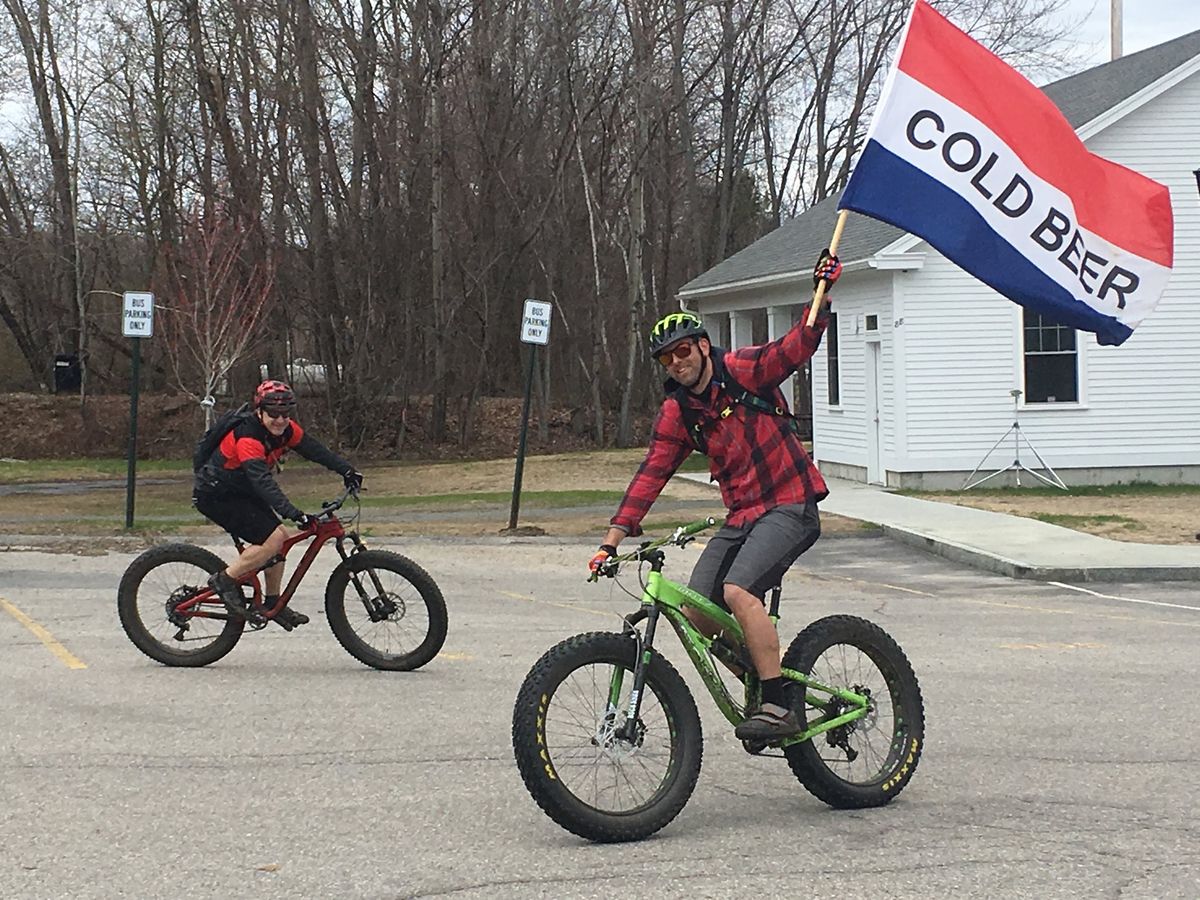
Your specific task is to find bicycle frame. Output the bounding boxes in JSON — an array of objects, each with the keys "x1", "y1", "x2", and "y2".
[
  {"x1": 176, "y1": 506, "x2": 367, "y2": 622},
  {"x1": 606, "y1": 524, "x2": 871, "y2": 749}
]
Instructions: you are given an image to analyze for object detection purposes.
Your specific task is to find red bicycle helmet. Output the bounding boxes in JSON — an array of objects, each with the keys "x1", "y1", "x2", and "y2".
[{"x1": 254, "y1": 379, "x2": 296, "y2": 411}]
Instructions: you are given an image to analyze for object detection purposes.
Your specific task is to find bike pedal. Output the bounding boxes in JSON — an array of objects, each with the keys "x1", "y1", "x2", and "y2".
[{"x1": 742, "y1": 740, "x2": 787, "y2": 758}]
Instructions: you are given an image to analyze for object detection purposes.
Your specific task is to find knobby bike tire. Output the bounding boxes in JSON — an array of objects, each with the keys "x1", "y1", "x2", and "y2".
[
  {"x1": 324, "y1": 550, "x2": 448, "y2": 671},
  {"x1": 511, "y1": 631, "x2": 703, "y2": 843},
  {"x1": 117, "y1": 543, "x2": 245, "y2": 667},
  {"x1": 782, "y1": 614, "x2": 924, "y2": 809}
]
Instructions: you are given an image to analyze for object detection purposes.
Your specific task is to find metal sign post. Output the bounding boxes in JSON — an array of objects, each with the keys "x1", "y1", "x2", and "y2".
[
  {"x1": 122, "y1": 291, "x2": 154, "y2": 528},
  {"x1": 508, "y1": 299, "x2": 553, "y2": 530}
]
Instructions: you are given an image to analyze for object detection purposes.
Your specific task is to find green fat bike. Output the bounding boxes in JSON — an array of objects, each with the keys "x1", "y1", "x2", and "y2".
[{"x1": 511, "y1": 517, "x2": 924, "y2": 843}]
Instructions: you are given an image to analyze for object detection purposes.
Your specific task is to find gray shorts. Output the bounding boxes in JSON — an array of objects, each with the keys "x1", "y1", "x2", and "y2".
[{"x1": 687, "y1": 502, "x2": 821, "y2": 608}]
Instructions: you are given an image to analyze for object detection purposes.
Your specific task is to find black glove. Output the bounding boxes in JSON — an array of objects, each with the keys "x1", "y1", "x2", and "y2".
[
  {"x1": 343, "y1": 469, "x2": 364, "y2": 492},
  {"x1": 292, "y1": 512, "x2": 317, "y2": 529},
  {"x1": 813, "y1": 249, "x2": 843, "y2": 289}
]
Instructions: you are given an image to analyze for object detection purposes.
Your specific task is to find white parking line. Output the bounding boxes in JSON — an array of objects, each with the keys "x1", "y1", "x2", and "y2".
[{"x1": 1049, "y1": 582, "x2": 1200, "y2": 612}]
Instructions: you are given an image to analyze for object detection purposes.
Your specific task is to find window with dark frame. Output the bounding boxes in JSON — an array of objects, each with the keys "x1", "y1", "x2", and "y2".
[
  {"x1": 1023, "y1": 309, "x2": 1078, "y2": 403},
  {"x1": 827, "y1": 312, "x2": 840, "y2": 406}
]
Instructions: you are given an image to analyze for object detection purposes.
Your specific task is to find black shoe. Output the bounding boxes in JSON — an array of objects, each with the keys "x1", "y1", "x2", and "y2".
[
  {"x1": 273, "y1": 606, "x2": 310, "y2": 631},
  {"x1": 734, "y1": 703, "x2": 803, "y2": 741},
  {"x1": 208, "y1": 571, "x2": 249, "y2": 619}
]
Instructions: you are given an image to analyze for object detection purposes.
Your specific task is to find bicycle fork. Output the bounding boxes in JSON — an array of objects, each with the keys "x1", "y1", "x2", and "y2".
[
  {"x1": 610, "y1": 603, "x2": 659, "y2": 743},
  {"x1": 335, "y1": 535, "x2": 396, "y2": 622}
]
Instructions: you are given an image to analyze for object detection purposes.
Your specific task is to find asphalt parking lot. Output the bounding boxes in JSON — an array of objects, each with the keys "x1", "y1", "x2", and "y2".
[{"x1": 2, "y1": 533, "x2": 1199, "y2": 899}]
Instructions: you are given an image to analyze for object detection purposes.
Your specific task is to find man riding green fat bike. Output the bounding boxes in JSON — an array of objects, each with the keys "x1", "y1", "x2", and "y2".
[{"x1": 590, "y1": 251, "x2": 842, "y2": 742}]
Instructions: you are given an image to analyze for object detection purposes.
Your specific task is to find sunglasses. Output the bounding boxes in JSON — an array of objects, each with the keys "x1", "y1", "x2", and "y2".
[
  {"x1": 261, "y1": 407, "x2": 293, "y2": 421},
  {"x1": 656, "y1": 341, "x2": 696, "y2": 366}
]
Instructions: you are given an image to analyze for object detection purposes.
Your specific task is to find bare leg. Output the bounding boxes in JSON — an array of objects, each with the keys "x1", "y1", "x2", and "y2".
[
  {"x1": 225, "y1": 525, "x2": 289, "y2": 585},
  {"x1": 723, "y1": 583, "x2": 780, "y2": 680}
]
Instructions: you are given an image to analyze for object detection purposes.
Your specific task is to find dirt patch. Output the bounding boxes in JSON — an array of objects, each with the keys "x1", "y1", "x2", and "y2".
[{"x1": 913, "y1": 491, "x2": 1200, "y2": 545}]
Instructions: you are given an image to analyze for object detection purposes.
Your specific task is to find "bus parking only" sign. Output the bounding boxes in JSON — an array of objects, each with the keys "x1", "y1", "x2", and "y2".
[{"x1": 520, "y1": 299, "x2": 551, "y2": 345}]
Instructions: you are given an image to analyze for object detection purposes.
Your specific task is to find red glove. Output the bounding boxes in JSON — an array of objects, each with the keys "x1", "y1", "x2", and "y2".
[
  {"x1": 813, "y1": 250, "x2": 842, "y2": 289},
  {"x1": 588, "y1": 544, "x2": 617, "y2": 576}
]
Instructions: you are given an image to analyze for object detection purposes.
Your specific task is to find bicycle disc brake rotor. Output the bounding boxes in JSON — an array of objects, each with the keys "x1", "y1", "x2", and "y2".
[
  {"x1": 369, "y1": 590, "x2": 406, "y2": 623},
  {"x1": 165, "y1": 585, "x2": 199, "y2": 627},
  {"x1": 592, "y1": 712, "x2": 646, "y2": 761}
]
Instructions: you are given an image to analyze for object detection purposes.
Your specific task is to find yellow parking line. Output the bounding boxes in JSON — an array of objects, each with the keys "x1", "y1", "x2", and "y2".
[{"x1": 0, "y1": 596, "x2": 87, "y2": 670}]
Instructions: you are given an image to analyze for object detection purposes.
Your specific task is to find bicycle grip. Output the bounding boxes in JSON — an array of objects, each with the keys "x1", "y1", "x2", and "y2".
[{"x1": 682, "y1": 516, "x2": 717, "y2": 536}]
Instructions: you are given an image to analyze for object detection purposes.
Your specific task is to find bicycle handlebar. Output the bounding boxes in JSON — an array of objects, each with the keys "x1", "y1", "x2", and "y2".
[
  {"x1": 319, "y1": 485, "x2": 357, "y2": 515},
  {"x1": 589, "y1": 516, "x2": 717, "y2": 581},
  {"x1": 296, "y1": 485, "x2": 360, "y2": 529}
]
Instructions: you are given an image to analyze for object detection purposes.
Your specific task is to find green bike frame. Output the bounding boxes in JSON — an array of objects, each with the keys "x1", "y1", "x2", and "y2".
[{"x1": 606, "y1": 522, "x2": 870, "y2": 749}]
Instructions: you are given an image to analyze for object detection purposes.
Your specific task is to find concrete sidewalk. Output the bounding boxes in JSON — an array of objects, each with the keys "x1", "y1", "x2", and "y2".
[{"x1": 676, "y1": 473, "x2": 1200, "y2": 583}]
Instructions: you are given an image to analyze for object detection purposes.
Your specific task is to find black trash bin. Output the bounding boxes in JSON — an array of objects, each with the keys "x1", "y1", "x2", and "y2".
[{"x1": 53, "y1": 354, "x2": 81, "y2": 393}]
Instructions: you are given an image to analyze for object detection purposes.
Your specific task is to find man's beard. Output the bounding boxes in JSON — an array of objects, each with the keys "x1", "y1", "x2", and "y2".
[{"x1": 681, "y1": 353, "x2": 709, "y2": 390}]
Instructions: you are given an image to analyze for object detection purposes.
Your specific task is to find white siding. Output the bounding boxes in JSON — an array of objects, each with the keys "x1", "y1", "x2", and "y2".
[{"x1": 810, "y1": 271, "x2": 895, "y2": 466}]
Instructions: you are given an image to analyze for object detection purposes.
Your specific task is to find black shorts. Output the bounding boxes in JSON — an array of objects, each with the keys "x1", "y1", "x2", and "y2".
[
  {"x1": 193, "y1": 491, "x2": 281, "y2": 545},
  {"x1": 687, "y1": 502, "x2": 821, "y2": 608}
]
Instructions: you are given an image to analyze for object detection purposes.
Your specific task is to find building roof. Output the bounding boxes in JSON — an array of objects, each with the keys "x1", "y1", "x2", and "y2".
[{"x1": 680, "y1": 28, "x2": 1200, "y2": 297}]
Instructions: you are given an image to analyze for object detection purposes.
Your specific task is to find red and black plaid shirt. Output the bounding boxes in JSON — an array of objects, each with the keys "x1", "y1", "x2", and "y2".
[{"x1": 611, "y1": 305, "x2": 830, "y2": 536}]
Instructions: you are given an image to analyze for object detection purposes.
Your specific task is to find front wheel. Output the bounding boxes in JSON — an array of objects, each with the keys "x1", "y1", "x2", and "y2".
[
  {"x1": 325, "y1": 550, "x2": 447, "y2": 670},
  {"x1": 782, "y1": 615, "x2": 924, "y2": 809},
  {"x1": 117, "y1": 543, "x2": 245, "y2": 667},
  {"x1": 512, "y1": 631, "x2": 703, "y2": 843}
]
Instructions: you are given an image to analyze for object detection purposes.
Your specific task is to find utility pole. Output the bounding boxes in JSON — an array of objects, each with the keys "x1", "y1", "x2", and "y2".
[{"x1": 1111, "y1": 0, "x2": 1123, "y2": 61}]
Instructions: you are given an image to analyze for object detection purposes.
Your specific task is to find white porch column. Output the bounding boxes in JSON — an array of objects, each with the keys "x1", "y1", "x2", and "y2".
[
  {"x1": 728, "y1": 309, "x2": 754, "y2": 350},
  {"x1": 768, "y1": 305, "x2": 796, "y2": 408}
]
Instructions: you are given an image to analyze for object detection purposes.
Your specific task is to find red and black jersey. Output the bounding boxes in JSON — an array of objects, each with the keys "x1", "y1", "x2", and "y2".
[
  {"x1": 610, "y1": 304, "x2": 830, "y2": 537},
  {"x1": 217, "y1": 418, "x2": 305, "y2": 471},
  {"x1": 195, "y1": 416, "x2": 352, "y2": 521}
]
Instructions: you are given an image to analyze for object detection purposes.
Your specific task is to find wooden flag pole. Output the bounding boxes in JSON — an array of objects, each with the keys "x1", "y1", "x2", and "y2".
[{"x1": 805, "y1": 209, "x2": 849, "y2": 327}]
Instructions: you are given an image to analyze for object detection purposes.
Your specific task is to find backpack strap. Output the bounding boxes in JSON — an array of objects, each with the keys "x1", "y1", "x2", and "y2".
[{"x1": 671, "y1": 349, "x2": 804, "y2": 455}]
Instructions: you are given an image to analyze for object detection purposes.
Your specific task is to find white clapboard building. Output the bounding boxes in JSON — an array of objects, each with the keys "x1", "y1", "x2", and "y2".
[{"x1": 678, "y1": 30, "x2": 1200, "y2": 488}]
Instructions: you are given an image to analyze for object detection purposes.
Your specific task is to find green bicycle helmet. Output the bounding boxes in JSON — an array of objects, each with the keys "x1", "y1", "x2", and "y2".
[{"x1": 649, "y1": 311, "x2": 708, "y2": 355}]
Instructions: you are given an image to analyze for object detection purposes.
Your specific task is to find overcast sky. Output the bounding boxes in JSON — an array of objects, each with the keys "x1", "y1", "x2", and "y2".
[{"x1": 1062, "y1": 1, "x2": 1200, "y2": 65}]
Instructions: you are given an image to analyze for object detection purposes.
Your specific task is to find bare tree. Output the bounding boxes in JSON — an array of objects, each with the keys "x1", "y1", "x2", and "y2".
[{"x1": 157, "y1": 209, "x2": 276, "y2": 424}]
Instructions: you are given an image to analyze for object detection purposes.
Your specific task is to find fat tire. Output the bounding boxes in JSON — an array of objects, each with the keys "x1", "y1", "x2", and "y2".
[
  {"x1": 117, "y1": 543, "x2": 245, "y2": 667},
  {"x1": 512, "y1": 631, "x2": 703, "y2": 843},
  {"x1": 782, "y1": 614, "x2": 924, "y2": 809},
  {"x1": 324, "y1": 550, "x2": 447, "y2": 671}
]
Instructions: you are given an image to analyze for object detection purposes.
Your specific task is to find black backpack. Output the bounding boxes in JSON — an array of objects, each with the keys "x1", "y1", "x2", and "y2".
[
  {"x1": 671, "y1": 348, "x2": 804, "y2": 456},
  {"x1": 192, "y1": 403, "x2": 253, "y2": 472}
]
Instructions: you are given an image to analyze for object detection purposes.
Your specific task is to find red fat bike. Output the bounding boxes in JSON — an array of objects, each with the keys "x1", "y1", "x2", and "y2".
[{"x1": 117, "y1": 488, "x2": 447, "y2": 670}]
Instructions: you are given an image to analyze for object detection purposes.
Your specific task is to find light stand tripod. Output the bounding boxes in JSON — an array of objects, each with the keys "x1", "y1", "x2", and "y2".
[{"x1": 961, "y1": 389, "x2": 1068, "y2": 491}]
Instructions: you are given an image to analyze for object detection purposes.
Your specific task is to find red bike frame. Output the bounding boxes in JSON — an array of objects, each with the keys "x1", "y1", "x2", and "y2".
[{"x1": 177, "y1": 515, "x2": 356, "y2": 621}]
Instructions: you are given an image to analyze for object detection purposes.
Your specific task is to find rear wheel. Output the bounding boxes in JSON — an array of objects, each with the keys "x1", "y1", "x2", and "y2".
[
  {"x1": 512, "y1": 631, "x2": 703, "y2": 843},
  {"x1": 782, "y1": 615, "x2": 924, "y2": 809},
  {"x1": 117, "y1": 543, "x2": 245, "y2": 667},
  {"x1": 324, "y1": 550, "x2": 447, "y2": 670}
]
